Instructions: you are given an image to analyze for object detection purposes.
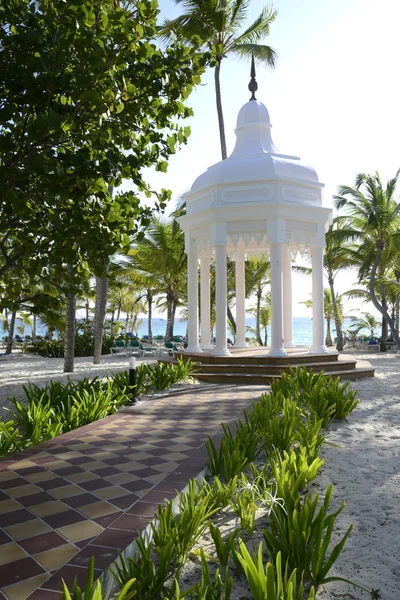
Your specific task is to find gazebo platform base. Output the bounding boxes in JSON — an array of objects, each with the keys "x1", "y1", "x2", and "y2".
[{"x1": 172, "y1": 347, "x2": 374, "y2": 384}]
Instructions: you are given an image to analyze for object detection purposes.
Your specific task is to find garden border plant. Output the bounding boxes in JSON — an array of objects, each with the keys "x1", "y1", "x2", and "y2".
[
  {"x1": 0, "y1": 358, "x2": 198, "y2": 459},
  {"x1": 60, "y1": 367, "x2": 380, "y2": 600}
]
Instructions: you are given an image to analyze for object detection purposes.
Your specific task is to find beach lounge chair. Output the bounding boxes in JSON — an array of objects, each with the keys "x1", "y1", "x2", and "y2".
[
  {"x1": 111, "y1": 340, "x2": 126, "y2": 354},
  {"x1": 138, "y1": 343, "x2": 158, "y2": 358},
  {"x1": 126, "y1": 339, "x2": 141, "y2": 356},
  {"x1": 161, "y1": 341, "x2": 180, "y2": 357}
]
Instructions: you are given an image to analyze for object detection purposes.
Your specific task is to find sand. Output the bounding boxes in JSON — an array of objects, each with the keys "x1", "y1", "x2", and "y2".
[{"x1": 0, "y1": 350, "x2": 399, "y2": 598}]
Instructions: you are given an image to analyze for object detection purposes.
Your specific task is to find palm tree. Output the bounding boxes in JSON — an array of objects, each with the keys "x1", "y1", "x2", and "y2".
[
  {"x1": 245, "y1": 256, "x2": 270, "y2": 345},
  {"x1": 302, "y1": 288, "x2": 342, "y2": 347},
  {"x1": 160, "y1": 0, "x2": 277, "y2": 159},
  {"x1": 354, "y1": 312, "x2": 380, "y2": 338},
  {"x1": 247, "y1": 294, "x2": 271, "y2": 346},
  {"x1": 334, "y1": 170, "x2": 400, "y2": 349},
  {"x1": 130, "y1": 216, "x2": 186, "y2": 341},
  {"x1": 324, "y1": 222, "x2": 355, "y2": 351}
]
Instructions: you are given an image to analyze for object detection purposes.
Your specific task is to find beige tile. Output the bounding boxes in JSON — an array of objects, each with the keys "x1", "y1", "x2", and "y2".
[
  {"x1": 108, "y1": 436, "x2": 133, "y2": 443},
  {"x1": 125, "y1": 452, "x2": 153, "y2": 461},
  {"x1": 115, "y1": 461, "x2": 144, "y2": 472},
  {"x1": 3, "y1": 573, "x2": 50, "y2": 600},
  {"x1": 78, "y1": 501, "x2": 119, "y2": 519},
  {"x1": 50, "y1": 484, "x2": 84, "y2": 499},
  {"x1": 35, "y1": 543, "x2": 78, "y2": 571},
  {"x1": 0, "y1": 498, "x2": 22, "y2": 514},
  {"x1": 83, "y1": 435, "x2": 103, "y2": 442},
  {"x1": 5, "y1": 519, "x2": 52, "y2": 540},
  {"x1": 0, "y1": 470, "x2": 19, "y2": 482},
  {"x1": 46, "y1": 460, "x2": 71, "y2": 471},
  {"x1": 6, "y1": 484, "x2": 42, "y2": 498},
  {"x1": 94, "y1": 486, "x2": 130, "y2": 501},
  {"x1": 0, "y1": 542, "x2": 27, "y2": 566},
  {"x1": 162, "y1": 452, "x2": 189, "y2": 461},
  {"x1": 136, "y1": 488, "x2": 153, "y2": 498},
  {"x1": 87, "y1": 451, "x2": 115, "y2": 460},
  {"x1": 105, "y1": 472, "x2": 139, "y2": 485},
  {"x1": 67, "y1": 442, "x2": 93, "y2": 451},
  {"x1": 78, "y1": 461, "x2": 108, "y2": 471},
  {"x1": 145, "y1": 473, "x2": 167, "y2": 484},
  {"x1": 30, "y1": 500, "x2": 70, "y2": 517},
  {"x1": 165, "y1": 443, "x2": 196, "y2": 452},
  {"x1": 11, "y1": 460, "x2": 37, "y2": 471},
  {"x1": 57, "y1": 520, "x2": 104, "y2": 542},
  {"x1": 99, "y1": 443, "x2": 127, "y2": 451},
  {"x1": 152, "y1": 461, "x2": 179, "y2": 473},
  {"x1": 66, "y1": 471, "x2": 99, "y2": 484},
  {"x1": 24, "y1": 470, "x2": 56, "y2": 484},
  {"x1": 56, "y1": 451, "x2": 84, "y2": 460}
]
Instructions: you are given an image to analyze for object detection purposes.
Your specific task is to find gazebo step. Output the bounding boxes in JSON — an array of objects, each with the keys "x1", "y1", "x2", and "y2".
[
  {"x1": 194, "y1": 365, "x2": 375, "y2": 385},
  {"x1": 196, "y1": 359, "x2": 357, "y2": 375},
  {"x1": 177, "y1": 351, "x2": 340, "y2": 366}
]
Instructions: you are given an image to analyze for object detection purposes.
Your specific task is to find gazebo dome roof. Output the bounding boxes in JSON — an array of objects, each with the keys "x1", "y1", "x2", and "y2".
[{"x1": 190, "y1": 99, "x2": 321, "y2": 200}]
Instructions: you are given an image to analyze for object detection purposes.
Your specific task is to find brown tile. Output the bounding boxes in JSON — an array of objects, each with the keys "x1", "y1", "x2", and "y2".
[
  {"x1": 121, "y1": 480, "x2": 154, "y2": 493},
  {"x1": 50, "y1": 484, "x2": 84, "y2": 499},
  {"x1": 0, "y1": 476, "x2": 28, "y2": 490},
  {"x1": 27, "y1": 589, "x2": 60, "y2": 599},
  {"x1": 39, "y1": 477, "x2": 71, "y2": 491},
  {"x1": 30, "y1": 500, "x2": 70, "y2": 518},
  {"x1": 12, "y1": 460, "x2": 41, "y2": 471},
  {"x1": 0, "y1": 508, "x2": 36, "y2": 528},
  {"x1": 108, "y1": 494, "x2": 139, "y2": 511},
  {"x1": 44, "y1": 460, "x2": 71, "y2": 471},
  {"x1": 43, "y1": 509, "x2": 87, "y2": 529},
  {"x1": 94, "y1": 512, "x2": 123, "y2": 529},
  {"x1": 0, "y1": 556, "x2": 45, "y2": 588},
  {"x1": 3, "y1": 573, "x2": 50, "y2": 600},
  {"x1": 57, "y1": 521, "x2": 104, "y2": 543},
  {"x1": 79, "y1": 479, "x2": 112, "y2": 492},
  {"x1": 0, "y1": 541, "x2": 27, "y2": 566},
  {"x1": 141, "y1": 489, "x2": 177, "y2": 503},
  {"x1": 20, "y1": 491, "x2": 55, "y2": 507},
  {"x1": 78, "y1": 501, "x2": 118, "y2": 519},
  {"x1": 127, "y1": 467, "x2": 162, "y2": 478},
  {"x1": 5, "y1": 519, "x2": 52, "y2": 541},
  {"x1": 144, "y1": 473, "x2": 168, "y2": 484},
  {"x1": 69, "y1": 544, "x2": 118, "y2": 570},
  {"x1": 19, "y1": 531, "x2": 67, "y2": 554},
  {"x1": 111, "y1": 513, "x2": 150, "y2": 532},
  {"x1": 54, "y1": 466, "x2": 84, "y2": 477},
  {"x1": 65, "y1": 471, "x2": 98, "y2": 484},
  {"x1": 89, "y1": 466, "x2": 120, "y2": 478},
  {"x1": 35, "y1": 543, "x2": 78, "y2": 571},
  {"x1": 114, "y1": 461, "x2": 143, "y2": 472},
  {"x1": 67, "y1": 456, "x2": 95, "y2": 465},
  {"x1": 63, "y1": 492, "x2": 99, "y2": 509},
  {"x1": 41, "y1": 565, "x2": 102, "y2": 592},
  {"x1": 0, "y1": 530, "x2": 12, "y2": 545},
  {"x1": 127, "y1": 501, "x2": 159, "y2": 518},
  {"x1": 94, "y1": 527, "x2": 139, "y2": 549}
]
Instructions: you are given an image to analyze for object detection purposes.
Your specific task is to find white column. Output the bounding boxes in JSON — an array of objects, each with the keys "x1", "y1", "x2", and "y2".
[
  {"x1": 310, "y1": 246, "x2": 328, "y2": 354},
  {"x1": 200, "y1": 255, "x2": 213, "y2": 350},
  {"x1": 283, "y1": 247, "x2": 295, "y2": 348},
  {"x1": 234, "y1": 251, "x2": 247, "y2": 348},
  {"x1": 269, "y1": 243, "x2": 287, "y2": 357},
  {"x1": 186, "y1": 250, "x2": 202, "y2": 353},
  {"x1": 212, "y1": 244, "x2": 230, "y2": 356}
]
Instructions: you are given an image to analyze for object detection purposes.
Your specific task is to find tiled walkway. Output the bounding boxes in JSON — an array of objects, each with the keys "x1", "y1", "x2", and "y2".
[{"x1": 0, "y1": 384, "x2": 262, "y2": 599}]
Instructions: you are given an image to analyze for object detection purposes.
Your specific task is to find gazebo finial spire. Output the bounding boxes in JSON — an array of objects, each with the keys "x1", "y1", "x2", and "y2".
[{"x1": 248, "y1": 52, "x2": 258, "y2": 101}]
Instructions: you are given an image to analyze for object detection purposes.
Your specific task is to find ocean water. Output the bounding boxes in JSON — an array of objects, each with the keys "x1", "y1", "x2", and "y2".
[
  {"x1": 13, "y1": 316, "x2": 358, "y2": 346},
  {"x1": 134, "y1": 316, "x2": 357, "y2": 346}
]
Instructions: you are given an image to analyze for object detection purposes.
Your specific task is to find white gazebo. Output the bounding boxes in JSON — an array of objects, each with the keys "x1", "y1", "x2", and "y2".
[{"x1": 178, "y1": 74, "x2": 332, "y2": 358}]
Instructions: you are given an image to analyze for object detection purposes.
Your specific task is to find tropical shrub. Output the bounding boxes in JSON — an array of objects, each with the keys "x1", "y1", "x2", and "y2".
[{"x1": 0, "y1": 420, "x2": 24, "y2": 458}]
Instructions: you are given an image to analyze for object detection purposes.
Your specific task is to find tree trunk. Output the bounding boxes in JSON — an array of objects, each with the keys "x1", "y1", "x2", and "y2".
[
  {"x1": 368, "y1": 246, "x2": 400, "y2": 347},
  {"x1": 165, "y1": 296, "x2": 174, "y2": 342},
  {"x1": 64, "y1": 292, "x2": 76, "y2": 373},
  {"x1": 85, "y1": 301, "x2": 90, "y2": 322},
  {"x1": 263, "y1": 326, "x2": 268, "y2": 347},
  {"x1": 256, "y1": 289, "x2": 262, "y2": 346},
  {"x1": 93, "y1": 261, "x2": 109, "y2": 364},
  {"x1": 5, "y1": 309, "x2": 17, "y2": 354},
  {"x1": 380, "y1": 314, "x2": 388, "y2": 352},
  {"x1": 32, "y1": 314, "x2": 37, "y2": 341},
  {"x1": 328, "y1": 273, "x2": 343, "y2": 351},
  {"x1": 395, "y1": 270, "x2": 400, "y2": 338},
  {"x1": 116, "y1": 303, "x2": 122, "y2": 322},
  {"x1": 227, "y1": 305, "x2": 236, "y2": 335},
  {"x1": 214, "y1": 60, "x2": 227, "y2": 160},
  {"x1": 325, "y1": 317, "x2": 333, "y2": 346},
  {"x1": 148, "y1": 292, "x2": 153, "y2": 342}
]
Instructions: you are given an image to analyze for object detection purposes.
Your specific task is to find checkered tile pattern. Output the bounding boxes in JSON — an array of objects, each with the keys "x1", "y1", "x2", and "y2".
[{"x1": 0, "y1": 384, "x2": 261, "y2": 599}]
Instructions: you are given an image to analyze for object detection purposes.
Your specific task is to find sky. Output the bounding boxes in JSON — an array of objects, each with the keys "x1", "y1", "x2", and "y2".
[{"x1": 142, "y1": 0, "x2": 400, "y2": 320}]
